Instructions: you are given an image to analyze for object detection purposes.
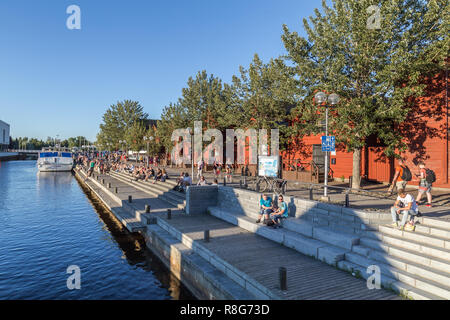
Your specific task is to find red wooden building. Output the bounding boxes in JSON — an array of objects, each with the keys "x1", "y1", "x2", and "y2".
[{"x1": 282, "y1": 68, "x2": 449, "y2": 189}]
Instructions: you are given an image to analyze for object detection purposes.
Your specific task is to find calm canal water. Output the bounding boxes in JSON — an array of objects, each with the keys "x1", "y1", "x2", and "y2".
[{"x1": 0, "y1": 160, "x2": 194, "y2": 300}]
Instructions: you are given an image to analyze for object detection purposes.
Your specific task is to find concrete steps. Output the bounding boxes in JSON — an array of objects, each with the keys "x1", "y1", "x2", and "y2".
[
  {"x1": 210, "y1": 187, "x2": 450, "y2": 299},
  {"x1": 208, "y1": 206, "x2": 351, "y2": 266},
  {"x1": 108, "y1": 171, "x2": 186, "y2": 210},
  {"x1": 343, "y1": 251, "x2": 450, "y2": 299},
  {"x1": 337, "y1": 260, "x2": 443, "y2": 300},
  {"x1": 345, "y1": 223, "x2": 450, "y2": 299}
]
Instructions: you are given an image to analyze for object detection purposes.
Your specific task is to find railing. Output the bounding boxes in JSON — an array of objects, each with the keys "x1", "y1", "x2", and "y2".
[
  {"x1": 237, "y1": 173, "x2": 397, "y2": 209},
  {"x1": 7, "y1": 149, "x2": 41, "y2": 153}
]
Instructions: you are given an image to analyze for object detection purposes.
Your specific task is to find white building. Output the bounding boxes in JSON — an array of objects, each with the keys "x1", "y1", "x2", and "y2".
[{"x1": 0, "y1": 120, "x2": 10, "y2": 151}]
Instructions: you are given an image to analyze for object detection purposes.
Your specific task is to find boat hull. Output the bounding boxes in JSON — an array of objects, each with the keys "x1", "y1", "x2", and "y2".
[{"x1": 38, "y1": 163, "x2": 73, "y2": 172}]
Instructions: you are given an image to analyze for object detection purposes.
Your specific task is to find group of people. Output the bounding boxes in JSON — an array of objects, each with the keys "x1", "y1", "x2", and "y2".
[
  {"x1": 196, "y1": 160, "x2": 233, "y2": 183},
  {"x1": 388, "y1": 159, "x2": 436, "y2": 232},
  {"x1": 256, "y1": 194, "x2": 289, "y2": 229},
  {"x1": 75, "y1": 151, "x2": 169, "y2": 184}
]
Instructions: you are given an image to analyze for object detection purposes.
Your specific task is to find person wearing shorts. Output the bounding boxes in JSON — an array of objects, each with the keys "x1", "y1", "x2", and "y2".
[
  {"x1": 388, "y1": 158, "x2": 407, "y2": 193},
  {"x1": 416, "y1": 162, "x2": 432, "y2": 207}
]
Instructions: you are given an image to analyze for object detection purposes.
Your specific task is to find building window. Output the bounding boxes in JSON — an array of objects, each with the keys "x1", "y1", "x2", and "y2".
[{"x1": 2, "y1": 129, "x2": 5, "y2": 144}]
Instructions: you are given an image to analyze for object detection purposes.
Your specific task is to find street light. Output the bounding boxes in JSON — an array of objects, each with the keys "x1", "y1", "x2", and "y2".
[{"x1": 314, "y1": 91, "x2": 339, "y2": 201}]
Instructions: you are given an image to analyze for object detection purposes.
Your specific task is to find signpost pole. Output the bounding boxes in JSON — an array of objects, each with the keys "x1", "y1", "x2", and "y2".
[{"x1": 324, "y1": 106, "x2": 329, "y2": 198}]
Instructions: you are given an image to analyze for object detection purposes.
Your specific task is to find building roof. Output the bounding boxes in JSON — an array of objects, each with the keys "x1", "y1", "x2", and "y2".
[{"x1": 0, "y1": 120, "x2": 10, "y2": 127}]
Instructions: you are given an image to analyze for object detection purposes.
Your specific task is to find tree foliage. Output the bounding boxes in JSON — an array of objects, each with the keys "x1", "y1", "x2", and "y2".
[{"x1": 281, "y1": 0, "x2": 448, "y2": 187}]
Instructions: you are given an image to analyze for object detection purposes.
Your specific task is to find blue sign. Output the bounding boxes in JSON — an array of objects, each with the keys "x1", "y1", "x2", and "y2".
[{"x1": 321, "y1": 136, "x2": 335, "y2": 152}]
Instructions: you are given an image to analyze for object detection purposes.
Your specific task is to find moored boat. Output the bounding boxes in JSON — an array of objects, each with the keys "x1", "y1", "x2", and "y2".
[{"x1": 37, "y1": 147, "x2": 73, "y2": 172}]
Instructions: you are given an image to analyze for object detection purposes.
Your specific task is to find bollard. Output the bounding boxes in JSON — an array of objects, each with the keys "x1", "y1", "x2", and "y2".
[
  {"x1": 349, "y1": 176, "x2": 353, "y2": 189},
  {"x1": 145, "y1": 205, "x2": 151, "y2": 213},
  {"x1": 239, "y1": 179, "x2": 242, "y2": 188},
  {"x1": 204, "y1": 230, "x2": 210, "y2": 242},
  {"x1": 108, "y1": 182, "x2": 111, "y2": 188},
  {"x1": 167, "y1": 209, "x2": 172, "y2": 220},
  {"x1": 279, "y1": 267, "x2": 287, "y2": 291},
  {"x1": 128, "y1": 195, "x2": 132, "y2": 203},
  {"x1": 309, "y1": 185, "x2": 313, "y2": 200},
  {"x1": 102, "y1": 179, "x2": 105, "y2": 185},
  {"x1": 243, "y1": 176, "x2": 247, "y2": 189},
  {"x1": 223, "y1": 177, "x2": 226, "y2": 186},
  {"x1": 345, "y1": 190, "x2": 350, "y2": 208},
  {"x1": 115, "y1": 187, "x2": 118, "y2": 194}
]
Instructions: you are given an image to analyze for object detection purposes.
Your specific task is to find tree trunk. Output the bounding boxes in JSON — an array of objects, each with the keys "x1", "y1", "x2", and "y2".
[{"x1": 352, "y1": 147, "x2": 362, "y2": 189}]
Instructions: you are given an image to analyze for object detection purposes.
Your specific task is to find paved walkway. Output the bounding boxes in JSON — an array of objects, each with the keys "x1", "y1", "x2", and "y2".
[
  {"x1": 160, "y1": 166, "x2": 450, "y2": 220},
  {"x1": 76, "y1": 168, "x2": 401, "y2": 300}
]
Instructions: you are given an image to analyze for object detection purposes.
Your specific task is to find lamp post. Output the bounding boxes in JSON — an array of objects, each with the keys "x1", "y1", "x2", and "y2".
[{"x1": 314, "y1": 92, "x2": 339, "y2": 201}]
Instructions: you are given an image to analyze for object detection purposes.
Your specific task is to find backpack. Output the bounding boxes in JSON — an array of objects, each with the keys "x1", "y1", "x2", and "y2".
[
  {"x1": 425, "y1": 169, "x2": 436, "y2": 184},
  {"x1": 401, "y1": 166, "x2": 412, "y2": 181}
]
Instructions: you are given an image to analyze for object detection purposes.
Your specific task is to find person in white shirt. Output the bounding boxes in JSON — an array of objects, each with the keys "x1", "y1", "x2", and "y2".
[
  {"x1": 197, "y1": 176, "x2": 207, "y2": 186},
  {"x1": 197, "y1": 160, "x2": 204, "y2": 180},
  {"x1": 182, "y1": 173, "x2": 192, "y2": 188},
  {"x1": 390, "y1": 188, "x2": 418, "y2": 231}
]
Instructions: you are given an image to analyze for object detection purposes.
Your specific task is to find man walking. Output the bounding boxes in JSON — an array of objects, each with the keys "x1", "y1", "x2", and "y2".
[{"x1": 388, "y1": 158, "x2": 411, "y2": 194}]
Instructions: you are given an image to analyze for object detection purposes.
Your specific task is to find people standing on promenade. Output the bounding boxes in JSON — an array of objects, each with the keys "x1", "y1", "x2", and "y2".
[
  {"x1": 225, "y1": 164, "x2": 232, "y2": 183},
  {"x1": 390, "y1": 188, "x2": 418, "y2": 231},
  {"x1": 388, "y1": 158, "x2": 412, "y2": 194},
  {"x1": 197, "y1": 159, "x2": 204, "y2": 180},
  {"x1": 87, "y1": 159, "x2": 95, "y2": 177},
  {"x1": 416, "y1": 162, "x2": 435, "y2": 207}
]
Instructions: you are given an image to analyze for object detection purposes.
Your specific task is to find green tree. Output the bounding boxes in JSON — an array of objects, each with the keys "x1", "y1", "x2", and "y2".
[
  {"x1": 232, "y1": 54, "x2": 297, "y2": 151},
  {"x1": 282, "y1": 0, "x2": 448, "y2": 188},
  {"x1": 97, "y1": 100, "x2": 148, "y2": 150}
]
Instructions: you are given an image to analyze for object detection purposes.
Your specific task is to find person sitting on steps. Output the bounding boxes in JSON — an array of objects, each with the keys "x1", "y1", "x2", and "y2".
[
  {"x1": 269, "y1": 195, "x2": 289, "y2": 229},
  {"x1": 256, "y1": 194, "x2": 273, "y2": 224},
  {"x1": 390, "y1": 188, "x2": 418, "y2": 231}
]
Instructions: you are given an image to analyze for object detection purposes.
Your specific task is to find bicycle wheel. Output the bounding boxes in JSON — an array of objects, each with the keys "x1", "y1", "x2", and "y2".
[
  {"x1": 258, "y1": 178, "x2": 269, "y2": 193},
  {"x1": 273, "y1": 179, "x2": 286, "y2": 194}
]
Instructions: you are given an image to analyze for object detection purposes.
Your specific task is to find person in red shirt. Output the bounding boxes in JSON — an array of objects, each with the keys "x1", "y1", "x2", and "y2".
[{"x1": 388, "y1": 158, "x2": 407, "y2": 193}]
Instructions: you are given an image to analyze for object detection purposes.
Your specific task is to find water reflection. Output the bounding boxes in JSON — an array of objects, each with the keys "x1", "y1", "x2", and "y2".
[{"x1": 0, "y1": 161, "x2": 195, "y2": 300}]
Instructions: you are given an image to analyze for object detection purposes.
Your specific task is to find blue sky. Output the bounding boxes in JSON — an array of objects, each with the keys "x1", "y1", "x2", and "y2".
[{"x1": 0, "y1": 0, "x2": 324, "y2": 141}]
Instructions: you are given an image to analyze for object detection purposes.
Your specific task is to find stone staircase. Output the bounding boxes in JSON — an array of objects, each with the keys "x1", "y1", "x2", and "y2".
[
  {"x1": 107, "y1": 170, "x2": 186, "y2": 210},
  {"x1": 207, "y1": 187, "x2": 450, "y2": 300}
]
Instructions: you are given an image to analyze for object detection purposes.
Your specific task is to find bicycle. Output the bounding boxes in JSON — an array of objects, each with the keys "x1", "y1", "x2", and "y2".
[{"x1": 253, "y1": 175, "x2": 287, "y2": 194}]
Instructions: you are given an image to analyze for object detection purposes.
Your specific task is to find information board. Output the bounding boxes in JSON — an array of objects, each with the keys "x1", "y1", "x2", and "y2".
[{"x1": 258, "y1": 156, "x2": 279, "y2": 178}]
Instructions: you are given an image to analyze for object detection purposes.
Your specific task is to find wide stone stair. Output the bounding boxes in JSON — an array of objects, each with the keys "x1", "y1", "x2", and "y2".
[
  {"x1": 207, "y1": 188, "x2": 450, "y2": 300},
  {"x1": 108, "y1": 170, "x2": 186, "y2": 210}
]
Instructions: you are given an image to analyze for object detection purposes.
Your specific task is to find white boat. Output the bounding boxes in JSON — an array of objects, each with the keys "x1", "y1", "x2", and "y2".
[{"x1": 37, "y1": 147, "x2": 74, "y2": 172}]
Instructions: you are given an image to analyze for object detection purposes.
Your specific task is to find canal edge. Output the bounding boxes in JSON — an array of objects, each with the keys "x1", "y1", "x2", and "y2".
[{"x1": 73, "y1": 169, "x2": 257, "y2": 300}]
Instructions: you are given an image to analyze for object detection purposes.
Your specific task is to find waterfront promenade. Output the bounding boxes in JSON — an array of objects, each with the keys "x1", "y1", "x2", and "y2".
[{"x1": 75, "y1": 168, "x2": 400, "y2": 300}]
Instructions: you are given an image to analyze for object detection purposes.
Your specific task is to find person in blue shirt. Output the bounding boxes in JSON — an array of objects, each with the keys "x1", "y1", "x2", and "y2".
[
  {"x1": 256, "y1": 194, "x2": 273, "y2": 224},
  {"x1": 270, "y1": 195, "x2": 288, "y2": 229}
]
